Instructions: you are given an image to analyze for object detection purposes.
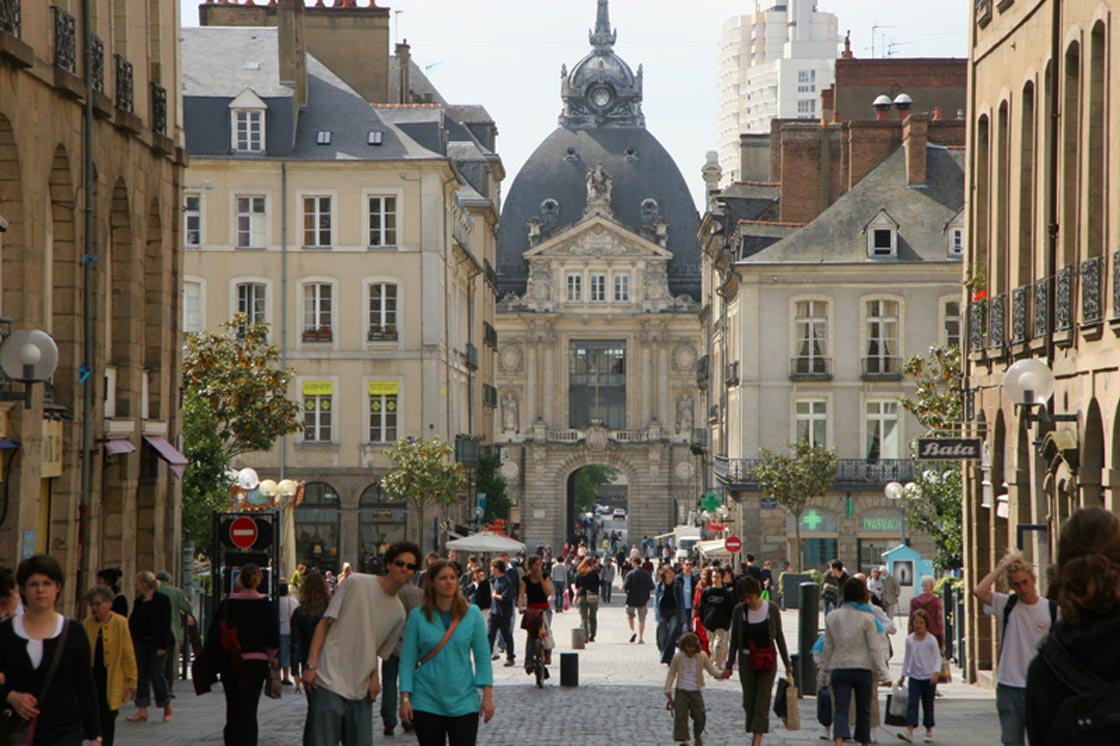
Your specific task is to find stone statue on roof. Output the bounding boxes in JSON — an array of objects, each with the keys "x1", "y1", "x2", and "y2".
[{"x1": 585, "y1": 162, "x2": 612, "y2": 212}]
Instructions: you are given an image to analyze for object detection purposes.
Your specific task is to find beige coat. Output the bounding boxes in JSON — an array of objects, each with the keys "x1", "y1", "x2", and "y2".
[
  {"x1": 664, "y1": 650, "x2": 724, "y2": 694},
  {"x1": 821, "y1": 605, "x2": 889, "y2": 680}
]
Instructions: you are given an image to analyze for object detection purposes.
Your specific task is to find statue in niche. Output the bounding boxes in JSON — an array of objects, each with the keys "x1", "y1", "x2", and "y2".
[
  {"x1": 676, "y1": 395, "x2": 694, "y2": 434},
  {"x1": 501, "y1": 393, "x2": 519, "y2": 432},
  {"x1": 586, "y1": 162, "x2": 612, "y2": 206}
]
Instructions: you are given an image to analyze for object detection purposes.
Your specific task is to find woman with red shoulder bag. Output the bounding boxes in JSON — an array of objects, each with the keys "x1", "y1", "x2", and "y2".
[{"x1": 725, "y1": 576, "x2": 792, "y2": 745}]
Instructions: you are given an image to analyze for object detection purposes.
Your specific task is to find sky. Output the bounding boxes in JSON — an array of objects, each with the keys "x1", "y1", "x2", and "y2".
[{"x1": 180, "y1": 1, "x2": 969, "y2": 210}]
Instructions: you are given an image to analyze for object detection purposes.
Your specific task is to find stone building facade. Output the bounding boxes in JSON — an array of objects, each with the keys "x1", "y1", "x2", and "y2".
[
  {"x1": 0, "y1": 0, "x2": 186, "y2": 611},
  {"x1": 963, "y1": 0, "x2": 1120, "y2": 686}
]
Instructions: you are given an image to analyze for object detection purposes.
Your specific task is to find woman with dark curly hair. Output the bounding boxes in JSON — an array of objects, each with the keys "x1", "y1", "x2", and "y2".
[{"x1": 1026, "y1": 507, "x2": 1120, "y2": 746}]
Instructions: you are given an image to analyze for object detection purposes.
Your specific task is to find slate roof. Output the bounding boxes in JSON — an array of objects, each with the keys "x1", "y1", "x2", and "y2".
[
  {"x1": 388, "y1": 55, "x2": 448, "y2": 106},
  {"x1": 739, "y1": 145, "x2": 965, "y2": 265}
]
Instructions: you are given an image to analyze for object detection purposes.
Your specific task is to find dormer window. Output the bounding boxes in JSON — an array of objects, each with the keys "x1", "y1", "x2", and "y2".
[
  {"x1": 229, "y1": 88, "x2": 267, "y2": 153},
  {"x1": 945, "y1": 209, "x2": 965, "y2": 259},
  {"x1": 865, "y1": 210, "x2": 899, "y2": 259},
  {"x1": 316, "y1": 130, "x2": 332, "y2": 145}
]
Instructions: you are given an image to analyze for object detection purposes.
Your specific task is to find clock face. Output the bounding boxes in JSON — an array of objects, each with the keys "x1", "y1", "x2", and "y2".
[{"x1": 589, "y1": 86, "x2": 613, "y2": 109}]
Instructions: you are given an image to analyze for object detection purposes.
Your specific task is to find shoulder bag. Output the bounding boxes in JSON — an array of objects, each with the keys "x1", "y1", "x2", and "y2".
[
  {"x1": 0, "y1": 619, "x2": 71, "y2": 746},
  {"x1": 414, "y1": 616, "x2": 461, "y2": 670}
]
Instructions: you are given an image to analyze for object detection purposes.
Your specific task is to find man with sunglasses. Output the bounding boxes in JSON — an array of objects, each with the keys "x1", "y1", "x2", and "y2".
[{"x1": 303, "y1": 541, "x2": 422, "y2": 746}]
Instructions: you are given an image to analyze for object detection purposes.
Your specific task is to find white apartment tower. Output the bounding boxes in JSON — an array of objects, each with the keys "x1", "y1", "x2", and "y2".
[{"x1": 717, "y1": 0, "x2": 839, "y2": 185}]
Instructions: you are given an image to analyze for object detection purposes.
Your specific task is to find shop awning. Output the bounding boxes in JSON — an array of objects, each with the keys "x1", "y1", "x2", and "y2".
[
  {"x1": 142, "y1": 435, "x2": 188, "y2": 478},
  {"x1": 103, "y1": 436, "x2": 135, "y2": 455},
  {"x1": 695, "y1": 539, "x2": 732, "y2": 558},
  {"x1": 0, "y1": 440, "x2": 20, "y2": 450}
]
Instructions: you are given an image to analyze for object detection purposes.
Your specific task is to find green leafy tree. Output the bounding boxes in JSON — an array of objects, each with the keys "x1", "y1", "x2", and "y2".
[
  {"x1": 899, "y1": 344, "x2": 965, "y2": 570},
  {"x1": 182, "y1": 315, "x2": 302, "y2": 459},
  {"x1": 180, "y1": 391, "x2": 231, "y2": 550},
  {"x1": 573, "y1": 464, "x2": 620, "y2": 511},
  {"x1": 475, "y1": 450, "x2": 511, "y2": 524},
  {"x1": 751, "y1": 442, "x2": 838, "y2": 571},
  {"x1": 381, "y1": 437, "x2": 467, "y2": 549}
]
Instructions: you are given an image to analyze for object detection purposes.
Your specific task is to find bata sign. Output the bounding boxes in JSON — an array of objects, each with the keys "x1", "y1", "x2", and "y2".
[{"x1": 916, "y1": 438, "x2": 983, "y2": 460}]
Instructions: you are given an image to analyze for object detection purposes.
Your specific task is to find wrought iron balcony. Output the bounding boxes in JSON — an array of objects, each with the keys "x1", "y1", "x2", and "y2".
[
  {"x1": 52, "y1": 6, "x2": 76, "y2": 73},
  {"x1": 483, "y1": 258, "x2": 498, "y2": 291},
  {"x1": 1055, "y1": 265, "x2": 1074, "y2": 331},
  {"x1": 696, "y1": 354, "x2": 710, "y2": 385},
  {"x1": 790, "y1": 356, "x2": 832, "y2": 380},
  {"x1": 988, "y1": 293, "x2": 1006, "y2": 350},
  {"x1": 861, "y1": 356, "x2": 903, "y2": 380},
  {"x1": 90, "y1": 35, "x2": 104, "y2": 92},
  {"x1": 114, "y1": 54, "x2": 133, "y2": 112},
  {"x1": 1011, "y1": 286, "x2": 1029, "y2": 343},
  {"x1": 690, "y1": 427, "x2": 707, "y2": 455},
  {"x1": 465, "y1": 342, "x2": 479, "y2": 370},
  {"x1": 0, "y1": 0, "x2": 19, "y2": 36},
  {"x1": 716, "y1": 457, "x2": 915, "y2": 490},
  {"x1": 483, "y1": 321, "x2": 498, "y2": 349},
  {"x1": 724, "y1": 360, "x2": 740, "y2": 386},
  {"x1": 1033, "y1": 278, "x2": 1049, "y2": 338},
  {"x1": 968, "y1": 299, "x2": 987, "y2": 352},
  {"x1": 151, "y1": 83, "x2": 167, "y2": 135},
  {"x1": 1081, "y1": 256, "x2": 1103, "y2": 324}
]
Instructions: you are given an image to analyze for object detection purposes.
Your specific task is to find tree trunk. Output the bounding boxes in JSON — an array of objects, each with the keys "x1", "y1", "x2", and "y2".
[{"x1": 794, "y1": 514, "x2": 804, "y2": 572}]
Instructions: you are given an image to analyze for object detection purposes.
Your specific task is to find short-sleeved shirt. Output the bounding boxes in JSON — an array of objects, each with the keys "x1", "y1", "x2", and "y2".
[
  {"x1": 984, "y1": 591, "x2": 1057, "y2": 688},
  {"x1": 316, "y1": 574, "x2": 405, "y2": 701}
]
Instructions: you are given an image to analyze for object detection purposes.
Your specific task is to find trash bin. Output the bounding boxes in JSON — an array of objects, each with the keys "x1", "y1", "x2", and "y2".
[
  {"x1": 571, "y1": 627, "x2": 586, "y2": 649},
  {"x1": 560, "y1": 652, "x2": 579, "y2": 687}
]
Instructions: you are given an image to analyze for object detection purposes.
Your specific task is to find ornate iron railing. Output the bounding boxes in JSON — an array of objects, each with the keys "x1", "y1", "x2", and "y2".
[
  {"x1": 1080, "y1": 256, "x2": 1102, "y2": 324},
  {"x1": 0, "y1": 0, "x2": 20, "y2": 37},
  {"x1": 969, "y1": 299, "x2": 987, "y2": 352},
  {"x1": 114, "y1": 54, "x2": 133, "y2": 112},
  {"x1": 1055, "y1": 265, "x2": 1074, "y2": 330},
  {"x1": 1011, "y1": 286, "x2": 1029, "y2": 343},
  {"x1": 717, "y1": 458, "x2": 915, "y2": 489},
  {"x1": 90, "y1": 35, "x2": 104, "y2": 92},
  {"x1": 695, "y1": 355, "x2": 710, "y2": 384},
  {"x1": 1033, "y1": 278, "x2": 1049, "y2": 338},
  {"x1": 988, "y1": 293, "x2": 1006, "y2": 350},
  {"x1": 861, "y1": 356, "x2": 903, "y2": 380},
  {"x1": 790, "y1": 356, "x2": 832, "y2": 380},
  {"x1": 52, "y1": 6, "x2": 76, "y2": 73},
  {"x1": 151, "y1": 83, "x2": 167, "y2": 134}
]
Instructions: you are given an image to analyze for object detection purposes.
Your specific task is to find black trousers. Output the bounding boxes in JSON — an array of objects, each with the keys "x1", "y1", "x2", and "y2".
[
  {"x1": 95, "y1": 663, "x2": 118, "y2": 746},
  {"x1": 222, "y1": 659, "x2": 268, "y2": 746},
  {"x1": 411, "y1": 710, "x2": 480, "y2": 746}
]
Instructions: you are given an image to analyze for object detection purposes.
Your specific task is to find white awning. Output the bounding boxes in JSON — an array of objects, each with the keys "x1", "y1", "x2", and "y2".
[{"x1": 695, "y1": 539, "x2": 732, "y2": 558}]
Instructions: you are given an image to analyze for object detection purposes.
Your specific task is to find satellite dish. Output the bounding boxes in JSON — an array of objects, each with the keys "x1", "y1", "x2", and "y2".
[{"x1": 1, "y1": 330, "x2": 59, "y2": 382}]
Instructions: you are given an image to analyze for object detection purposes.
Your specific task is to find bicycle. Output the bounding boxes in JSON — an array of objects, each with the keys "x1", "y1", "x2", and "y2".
[{"x1": 521, "y1": 607, "x2": 550, "y2": 688}]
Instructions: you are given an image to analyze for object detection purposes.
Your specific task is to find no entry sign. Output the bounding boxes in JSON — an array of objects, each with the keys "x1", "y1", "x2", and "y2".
[
  {"x1": 229, "y1": 516, "x2": 259, "y2": 549},
  {"x1": 725, "y1": 536, "x2": 742, "y2": 553}
]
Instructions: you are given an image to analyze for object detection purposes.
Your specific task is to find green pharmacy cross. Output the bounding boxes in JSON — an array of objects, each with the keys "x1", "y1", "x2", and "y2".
[
  {"x1": 701, "y1": 492, "x2": 722, "y2": 512},
  {"x1": 802, "y1": 509, "x2": 824, "y2": 530}
]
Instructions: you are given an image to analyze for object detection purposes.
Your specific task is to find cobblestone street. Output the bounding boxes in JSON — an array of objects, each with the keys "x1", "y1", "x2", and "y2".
[{"x1": 118, "y1": 596, "x2": 1001, "y2": 745}]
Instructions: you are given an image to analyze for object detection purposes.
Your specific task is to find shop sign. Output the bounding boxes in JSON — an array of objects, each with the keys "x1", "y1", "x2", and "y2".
[
  {"x1": 41, "y1": 419, "x2": 63, "y2": 478},
  {"x1": 369, "y1": 507, "x2": 404, "y2": 524},
  {"x1": 788, "y1": 507, "x2": 839, "y2": 533},
  {"x1": 861, "y1": 515, "x2": 903, "y2": 533},
  {"x1": 302, "y1": 380, "x2": 334, "y2": 396},
  {"x1": 916, "y1": 437, "x2": 982, "y2": 460},
  {"x1": 760, "y1": 497, "x2": 778, "y2": 509},
  {"x1": 368, "y1": 380, "x2": 399, "y2": 396}
]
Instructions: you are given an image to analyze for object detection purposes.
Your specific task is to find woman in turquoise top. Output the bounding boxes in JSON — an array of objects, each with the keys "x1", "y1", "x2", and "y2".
[{"x1": 399, "y1": 560, "x2": 494, "y2": 745}]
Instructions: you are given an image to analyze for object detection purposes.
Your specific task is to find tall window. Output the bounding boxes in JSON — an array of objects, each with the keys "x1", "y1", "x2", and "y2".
[
  {"x1": 303, "y1": 283, "x2": 332, "y2": 340},
  {"x1": 368, "y1": 195, "x2": 397, "y2": 247},
  {"x1": 797, "y1": 99, "x2": 816, "y2": 117},
  {"x1": 566, "y1": 274, "x2": 583, "y2": 302},
  {"x1": 184, "y1": 193, "x2": 201, "y2": 247},
  {"x1": 865, "y1": 400, "x2": 899, "y2": 459},
  {"x1": 864, "y1": 299, "x2": 900, "y2": 375},
  {"x1": 183, "y1": 281, "x2": 203, "y2": 333},
  {"x1": 236, "y1": 196, "x2": 266, "y2": 248},
  {"x1": 568, "y1": 340, "x2": 626, "y2": 428},
  {"x1": 794, "y1": 300, "x2": 828, "y2": 374},
  {"x1": 614, "y1": 273, "x2": 630, "y2": 302},
  {"x1": 303, "y1": 383, "x2": 333, "y2": 442},
  {"x1": 948, "y1": 227, "x2": 964, "y2": 258},
  {"x1": 797, "y1": 69, "x2": 816, "y2": 93},
  {"x1": 590, "y1": 273, "x2": 606, "y2": 302},
  {"x1": 795, "y1": 399, "x2": 827, "y2": 447},
  {"x1": 943, "y1": 300, "x2": 961, "y2": 348},
  {"x1": 303, "y1": 196, "x2": 332, "y2": 248},
  {"x1": 368, "y1": 282, "x2": 398, "y2": 340},
  {"x1": 368, "y1": 382, "x2": 399, "y2": 443},
  {"x1": 236, "y1": 282, "x2": 266, "y2": 326},
  {"x1": 233, "y1": 109, "x2": 264, "y2": 152}
]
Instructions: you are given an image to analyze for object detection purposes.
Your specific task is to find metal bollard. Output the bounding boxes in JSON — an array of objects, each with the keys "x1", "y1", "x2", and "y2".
[
  {"x1": 798, "y1": 582, "x2": 820, "y2": 696},
  {"x1": 571, "y1": 627, "x2": 586, "y2": 649},
  {"x1": 560, "y1": 652, "x2": 579, "y2": 687},
  {"x1": 942, "y1": 580, "x2": 955, "y2": 661}
]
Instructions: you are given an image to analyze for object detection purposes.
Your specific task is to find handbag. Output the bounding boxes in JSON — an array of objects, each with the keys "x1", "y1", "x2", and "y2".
[
  {"x1": 0, "y1": 620, "x2": 70, "y2": 746},
  {"x1": 747, "y1": 639, "x2": 777, "y2": 672},
  {"x1": 939, "y1": 659, "x2": 952, "y2": 683},
  {"x1": 585, "y1": 593, "x2": 599, "y2": 603},
  {"x1": 773, "y1": 677, "x2": 789, "y2": 719},
  {"x1": 264, "y1": 661, "x2": 283, "y2": 700},
  {"x1": 783, "y1": 676, "x2": 801, "y2": 730},
  {"x1": 415, "y1": 616, "x2": 461, "y2": 670},
  {"x1": 816, "y1": 686, "x2": 833, "y2": 728}
]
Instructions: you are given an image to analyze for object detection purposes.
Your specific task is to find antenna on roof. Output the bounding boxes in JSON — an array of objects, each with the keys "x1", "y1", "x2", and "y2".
[
  {"x1": 886, "y1": 41, "x2": 911, "y2": 58},
  {"x1": 393, "y1": 10, "x2": 402, "y2": 46},
  {"x1": 869, "y1": 23, "x2": 896, "y2": 59}
]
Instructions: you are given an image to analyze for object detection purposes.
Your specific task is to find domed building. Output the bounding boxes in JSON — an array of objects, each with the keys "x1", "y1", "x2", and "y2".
[{"x1": 493, "y1": 1, "x2": 705, "y2": 551}]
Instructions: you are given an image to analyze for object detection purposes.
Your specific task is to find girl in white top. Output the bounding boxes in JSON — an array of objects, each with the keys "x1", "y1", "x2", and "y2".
[
  {"x1": 897, "y1": 609, "x2": 942, "y2": 743},
  {"x1": 665, "y1": 632, "x2": 724, "y2": 746}
]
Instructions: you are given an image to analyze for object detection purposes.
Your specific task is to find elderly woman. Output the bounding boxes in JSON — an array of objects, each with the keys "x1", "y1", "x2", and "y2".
[
  {"x1": 908, "y1": 576, "x2": 945, "y2": 650},
  {"x1": 84, "y1": 585, "x2": 138, "y2": 746},
  {"x1": 821, "y1": 577, "x2": 889, "y2": 746},
  {"x1": 127, "y1": 570, "x2": 173, "y2": 722}
]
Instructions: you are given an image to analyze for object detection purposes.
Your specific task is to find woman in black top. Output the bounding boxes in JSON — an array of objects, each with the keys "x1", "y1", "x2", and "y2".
[
  {"x1": 0, "y1": 554, "x2": 101, "y2": 745},
  {"x1": 96, "y1": 569, "x2": 127, "y2": 618},
  {"x1": 127, "y1": 571, "x2": 172, "y2": 722},
  {"x1": 519, "y1": 556, "x2": 554, "y2": 676},
  {"x1": 202, "y1": 563, "x2": 279, "y2": 746},
  {"x1": 575, "y1": 557, "x2": 602, "y2": 642},
  {"x1": 291, "y1": 571, "x2": 330, "y2": 745}
]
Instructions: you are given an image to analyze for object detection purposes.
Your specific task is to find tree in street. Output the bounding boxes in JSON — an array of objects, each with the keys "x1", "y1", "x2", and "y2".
[
  {"x1": 381, "y1": 437, "x2": 467, "y2": 550},
  {"x1": 751, "y1": 442, "x2": 838, "y2": 571},
  {"x1": 180, "y1": 390, "x2": 230, "y2": 549},
  {"x1": 475, "y1": 449, "x2": 511, "y2": 525},
  {"x1": 573, "y1": 464, "x2": 620, "y2": 512}
]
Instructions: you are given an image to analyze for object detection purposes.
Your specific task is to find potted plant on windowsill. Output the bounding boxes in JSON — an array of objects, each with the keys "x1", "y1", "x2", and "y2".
[
  {"x1": 302, "y1": 324, "x2": 332, "y2": 342},
  {"x1": 368, "y1": 324, "x2": 398, "y2": 341}
]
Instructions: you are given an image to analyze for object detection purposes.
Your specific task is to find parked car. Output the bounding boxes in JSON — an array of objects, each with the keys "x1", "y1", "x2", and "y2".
[
  {"x1": 612, "y1": 508, "x2": 627, "y2": 520},
  {"x1": 594, "y1": 504, "x2": 611, "y2": 515}
]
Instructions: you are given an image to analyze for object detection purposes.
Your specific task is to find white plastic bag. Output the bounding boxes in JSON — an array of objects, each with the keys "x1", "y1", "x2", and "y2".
[{"x1": 889, "y1": 683, "x2": 909, "y2": 717}]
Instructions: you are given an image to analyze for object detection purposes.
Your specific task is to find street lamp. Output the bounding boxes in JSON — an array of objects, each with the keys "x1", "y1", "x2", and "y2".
[
  {"x1": 0, "y1": 329, "x2": 59, "y2": 409},
  {"x1": 884, "y1": 480, "x2": 913, "y2": 546},
  {"x1": 1002, "y1": 359, "x2": 1077, "y2": 423}
]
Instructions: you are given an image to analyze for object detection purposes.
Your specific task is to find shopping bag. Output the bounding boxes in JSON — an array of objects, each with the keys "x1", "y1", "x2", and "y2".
[
  {"x1": 939, "y1": 659, "x2": 952, "y2": 683},
  {"x1": 889, "y1": 684, "x2": 908, "y2": 716},
  {"x1": 773, "y1": 678, "x2": 789, "y2": 719},
  {"x1": 783, "y1": 678, "x2": 801, "y2": 731},
  {"x1": 884, "y1": 694, "x2": 908, "y2": 727},
  {"x1": 817, "y1": 686, "x2": 833, "y2": 728}
]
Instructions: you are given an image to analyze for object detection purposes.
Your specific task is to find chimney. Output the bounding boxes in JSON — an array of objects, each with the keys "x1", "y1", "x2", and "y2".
[
  {"x1": 894, "y1": 93, "x2": 913, "y2": 120},
  {"x1": 933, "y1": 106, "x2": 942, "y2": 121},
  {"x1": 903, "y1": 114, "x2": 929, "y2": 186},
  {"x1": 872, "y1": 95, "x2": 892, "y2": 121},
  {"x1": 396, "y1": 40, "x2": 411, "y2": 104},
  {"x1": 701, "y1": 151, "x2": 722, "y2": 211},
  {"x1": 277, "y1": 0, "x2": 308, "y2": 108}
]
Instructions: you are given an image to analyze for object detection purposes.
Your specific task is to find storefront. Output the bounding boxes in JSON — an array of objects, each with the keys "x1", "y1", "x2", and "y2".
[
  {"x1": 357, "y1": 483, "x2": 406, "y2": 572},
  {"x1": 855, "y1": 507, "x2": 906, "y2": 574},
  {"x1": 295, "y1": 481, "x2": 341, "y2": 572},
  {"x1": 786, "y1": 507, "x2": 840, "y2": 569}
]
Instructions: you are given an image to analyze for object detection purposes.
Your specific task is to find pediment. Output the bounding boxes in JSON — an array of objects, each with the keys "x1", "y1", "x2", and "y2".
[
  {"x1": 522, "y1": 216, "x2": 672, "y2": 260},
  {"x1": 229, "y1": 88, "x2": 267, "y2": 110}
]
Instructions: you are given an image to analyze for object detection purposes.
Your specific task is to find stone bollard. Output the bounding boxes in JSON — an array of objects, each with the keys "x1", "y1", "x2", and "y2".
[
  {"x1": 560, "y1": 652, "x2": 579, "y2": 687},
  {"x1": 571, "y1": 627, "x2": 586, "y2": 649}
]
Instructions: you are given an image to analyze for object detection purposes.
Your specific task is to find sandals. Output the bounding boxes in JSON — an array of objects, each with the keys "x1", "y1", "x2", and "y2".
[{"x1": 126, "y1": 713, "x2": 148, "y2": 723}]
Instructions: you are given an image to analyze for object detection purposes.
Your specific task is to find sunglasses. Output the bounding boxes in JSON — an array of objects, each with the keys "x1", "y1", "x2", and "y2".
[{"x1": 393, "y1": 560, "x2": 418, "y2": 571}]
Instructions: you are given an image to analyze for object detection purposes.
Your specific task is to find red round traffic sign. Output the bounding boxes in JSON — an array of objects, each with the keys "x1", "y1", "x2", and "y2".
[
  {"x1": 229, "y1": 516, "x2": 259, "y2": 549},
  {"x1": 724, "y1": 536, "x2": 742, "y2": 553}
]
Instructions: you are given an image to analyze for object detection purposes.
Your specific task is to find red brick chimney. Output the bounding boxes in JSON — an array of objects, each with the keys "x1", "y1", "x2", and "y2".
[{"x1": 903, "y1": 115, "x2": 929, "y2": 186}]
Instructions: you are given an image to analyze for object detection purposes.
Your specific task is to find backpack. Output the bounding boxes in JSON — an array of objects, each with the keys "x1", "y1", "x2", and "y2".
[
  {"x1": 999, "y1": 594, "x2": 1057, "y2": 663},
  {"x1": 1038, "y1": 632, "x2": 1120, "y2": 744}
]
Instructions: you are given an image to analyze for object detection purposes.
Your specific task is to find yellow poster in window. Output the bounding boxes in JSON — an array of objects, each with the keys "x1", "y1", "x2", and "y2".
[
  {"x1": 41, "y1": 419, "x2": 63, "y2": 478},
  {"x1": 368, "y1": 381, "x2": 399, "y2": 396},
  {"x1": 302, "y1": 380, "x2": 334, "y2": 396}
]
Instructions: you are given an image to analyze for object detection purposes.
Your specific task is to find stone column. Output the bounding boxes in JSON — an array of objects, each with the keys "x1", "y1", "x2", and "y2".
[
  {"x1": 543, "y1": 325, "x2": 555, "y2": 426},
  {"x1": 525, "y1": 326, "x2": 538, "y2": 426},
  {"x1": 658, "y1": 335, "x2": 670, "y2": 426},
  {"x1": 640, "y1": 325, "x2": 651, "y2": 425}
]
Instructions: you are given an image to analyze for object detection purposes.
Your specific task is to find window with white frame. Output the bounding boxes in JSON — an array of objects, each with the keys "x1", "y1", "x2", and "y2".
[
  {"x1": 302, "y1": 384, "x2": 333, "y2": 442},
  {"x1": 236, "y1": 196, "x2": 266, "y2": 248},
  {"x1": 865, "y1": 400, "x2": 900, "y2": 459},
  {"x1": 183, "y1": 281, "x2": 203, "y2": 333},
  {"x1": 948, "y1": 227, "x2": 964, "y2": 258},
  {"x1": 368, "y1": 195, "x2": 397, "y2": 247},
  {"x1": 590, "y1": 273, "x2": 606, "y2": 302},
  {"x1": 614, "y1": 273, "x2": 630, "y2": 302},
  {"x1": 184, "y1": 193, "x2": 201, "y2": 248},
  {"x1": 867, "y1": 212, "x2": 899, "y2": 258},
  {"x1": 567, "y1": 273, "x2": 583, "y2": 302},
  {"x1": 794, "y1": 299, "x2": 829, "y2": 374},
  {"x1": 797, "y1": 69, "x2": 816, "y2": 93},
  {"x1": 235, "y1": 282, "x2": 266, "y2": 335},
  {"x1": 797, "y1": 99, "x2": 816, "y2": 117},
  {"x1": 303, "y1": 196, "x2": 332, "y2": 248},
  {"x1": 864, "y1": 299, "x2": 900, "y2": 375},
  {"x1": 368, "y1": 383, "x2": 398, "y2": 442},
  {"x1": 795, "y1": 399, "x2": 827, "y2": 447},
  {"x1": 233, "y1": 109, "x2": 264, "y2": 153},
  {"x1": 943, "y1": 300, "x2": 961, "y2": 348},
  {"x1": 302, "y1": 283, "x2": 333, "y2": 341},
  {"x1": 368, "y1": 282, "x2": 398, "y2": 340}
]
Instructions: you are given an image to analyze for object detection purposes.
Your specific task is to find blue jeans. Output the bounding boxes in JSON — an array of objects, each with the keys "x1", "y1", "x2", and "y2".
[
  {"x1": 380, "y1": 654, "x2": 400, "y2": 729},
  {"x1": 307, "y1": 684, "x2": 373, "y2": 746},
  {"x1": 553, "y1": 581, "x2": 566, "y2": 611},
  {"x1": 657, "y1": 611, "x2": 682, "y2": 665},
  {"x1": 134, "y1": 639, "x2": 170, "y2": 708},
  {"x1": 907, "y1": 678, "x2": 936, "y2": 729},
  {"x1": 487, "y1": 613, "x2": 514, "y2": 661},
  {"x1": 830, "y1": 668, "x2": 872, "y2": 744},
  {"x1": 996, "y1": 684, "x2": 1027, "y2": 746}
]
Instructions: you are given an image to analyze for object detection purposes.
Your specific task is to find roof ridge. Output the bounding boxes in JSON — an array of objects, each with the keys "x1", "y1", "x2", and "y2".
[{"x1": 738, "y1": 219, "x2": 805, "y2": 228}]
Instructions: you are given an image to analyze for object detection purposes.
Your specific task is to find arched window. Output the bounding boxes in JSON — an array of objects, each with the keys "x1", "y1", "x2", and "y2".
[
  {"x1": 357, "y1": 483, "x2": 406, "y2": 573},
  {"x1": 295, "y1": 482, "x2": 341, "y2": 572}
]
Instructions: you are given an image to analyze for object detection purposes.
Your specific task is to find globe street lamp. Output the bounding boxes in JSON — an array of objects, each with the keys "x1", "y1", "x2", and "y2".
[
  {"x1": 0, "y1": 329, "x2": 60, "y2": 409},
  {"x1": 884, "y1": 480, "x2": 913, "y2": 546},
  {"x1": 1002, "y1": 359, "x2": 1077, "y2": 423}
]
